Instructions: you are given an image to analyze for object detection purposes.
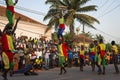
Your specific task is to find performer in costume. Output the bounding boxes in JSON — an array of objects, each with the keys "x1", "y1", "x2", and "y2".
[
  {"x1": 89, "y1": 43, "x2": 95, "y2": 71},
  {"x1": 1, "y1": 17, "x2": 20, "y2": 80},
  {"x1": 57, "y1": 12, "x2": 65, "y2": 39},
  {"x1": 58, "y1": 39, "x2": 67, "y2": 75},
  {"x1": 111, "y1": 41, "x2": 119, "y2": 74},
  {"x1": 79, "y1": 45, "x2": 85, "y2": 71},
  {"x1": 94, "y1": 40, "x2": 101, "y2": 74},
  {"x1": 98, "y1": 39, "x2": 106, "y2": 75},
  {"x1": 4, "y1": 0, "x2": 18, "y2": 30}
]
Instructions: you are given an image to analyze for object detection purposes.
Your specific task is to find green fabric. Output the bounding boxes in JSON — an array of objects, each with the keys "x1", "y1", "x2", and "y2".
[
  {"x1": 95, "y1": 53, "x2": 98, "y2": 62},
  {"x1": 6, "y1": 9, "x2": 14, "y2": 25},
  {"x1": 59, "y1": 17, "x2": 64, "y2": 24},
  {"x1": 59, "y1": 56, "x2": 65, "y2": 67},
  {"x1": 8, "y1": 0, "x2": 14, "y2": 6},
  {"x1": 101, "y1": 56, "x2": 106, "y2": 67},
  {"x1": 10, "y1": 62, "x2": 14, "y2": 69}
]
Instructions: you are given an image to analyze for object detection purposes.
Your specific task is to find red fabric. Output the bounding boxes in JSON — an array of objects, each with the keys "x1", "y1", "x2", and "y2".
[
  {"x1": 90, "y1": 52, "x2": 95, "y2": 55},
  {"x1": 62, "y1": 42, "x2": 68, "y2": 57},
  {"x1": 59, "y1": 24, "x2": 65, "y2": 29},
  {"x1": 7, "y1": 6, "x2": 14, "y2": 14},
  {"x1": 5, "y1": 52, "x2": 13, "y2": 62},
  {"x1": 100, "y1": 50, "x2": 105, "y2": 58},
  {"x1": 0, "y1": 36, "x2": 2, "y2": 54},
  {"x1": 2, "y1": 33, "x2": 9, "y2": 51},
  {"x1": 80, "y1": 55, "x2": 84, "y2": 58}
]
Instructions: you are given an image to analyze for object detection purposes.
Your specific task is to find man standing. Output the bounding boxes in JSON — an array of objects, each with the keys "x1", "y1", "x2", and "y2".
[
  {"x1": 89, "y1": 43, "x2": 95, "y2": 71},
  {"x1": 79, "y1": 45, "x2": 85, "y2": 71},
  {"x1": 98, "y1": 39, "x2": 106, "y2": 75},
  {"x1": 111, "y1": 40, "x2": 119, "y2": 74}
]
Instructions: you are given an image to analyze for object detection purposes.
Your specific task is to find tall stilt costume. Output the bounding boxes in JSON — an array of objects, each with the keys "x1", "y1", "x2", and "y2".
[
  {"x1": 58, "y1": 14, "x2": 68, "y2": 75},
  {"x1": 1, "y1": 16, "x2": 20, "y2": 80},
  {"x1": 58, "y1": 17, "x2": 65, "y2": 38},
  {"x1": 4, "y1": 0, "x2": 18, "y2": 31}
]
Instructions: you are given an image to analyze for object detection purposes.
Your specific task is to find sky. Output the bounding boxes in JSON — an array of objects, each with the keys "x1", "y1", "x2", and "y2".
[{"x1": 0, "y1": 0, "x2": 120, "y2": 43}]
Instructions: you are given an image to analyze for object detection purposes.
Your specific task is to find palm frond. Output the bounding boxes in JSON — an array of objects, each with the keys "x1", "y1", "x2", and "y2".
[
  {"x1": 80, "y1": 0, "x2": 90, "y2": 6},
  {"x1": 44, "y1": 9, "x2": 59, "y2": 21},
  {"x1": 45, "y1": 0, "x2": 59, "y2": 4},
  {"x1": 45, "y1": 18, "x2": 59, "y2": 33},
  {"x1": 63, "y1": 0, "x2": 70, "y2": 7},
  {"x1": 77, "y1": 5, "x2": 97, "y2": 12},
  {"x1": 75, "y1": 14, "x2": 100, "y2": 24}
]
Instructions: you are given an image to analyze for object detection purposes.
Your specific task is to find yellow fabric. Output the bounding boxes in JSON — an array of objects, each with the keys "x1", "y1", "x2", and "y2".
[
  {"x1": 98, "y1": 54, "x2": 101, "y2": 65},
  {"x1": 59, "y1": 17, "x2": 64, "y2": 24},
  {"x1": 34, "y1": 39, "x2": 37, "y2": 44},
  {"x1": 2, "y1": 52, "x2": 10, "y2": 69},
  {"x1": 99, "y1": 43, "x2": 106, "y2": 50},
  {"x1": 90, "y1": 47, "x2": 95, "y2": 53},
  {"x1": 35, "y1": 59, "x2": 41, "y2": 64},
  {"x1": 58, "y1": 44, "x2": 64, "y2": 56},
  {"x1": 94, "y1": 46, "x2": 98, "y2": 54},
  {"x1": 7, "y1": 35, "x2": 14, "y2": 51},
  {"x1": 79, "y1": 50, "x2": 84, "y2": 55},
  {"x1": 111, "y1": 45, "x2": 118, "y2": 54}
]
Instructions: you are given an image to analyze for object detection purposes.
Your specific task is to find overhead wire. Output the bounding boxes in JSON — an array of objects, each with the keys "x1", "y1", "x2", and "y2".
[
  {"x1": 0, "y1": 0, "x2": 120, "y2": 41},
  {"x1": 0, "y1": 1, "x2": 47, "y2": 16},
  {"x1": 97, "y1": 3, "x2": 120, "y2": 18}
]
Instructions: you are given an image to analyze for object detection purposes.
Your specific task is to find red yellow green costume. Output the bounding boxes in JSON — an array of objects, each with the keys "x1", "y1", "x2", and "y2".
[
  {"x1": 58, "y1": 42, "x2": 68, "y2": 67},
  {"x1": 2, "y1": 32, "x2": 14, "y2": 69},
  {"x1": 58, "y1": 17, "x2": 65, "y2": 38},
  {"x1": 6, "y1": 0, "x2": 15, "y2": 26},
  {"x1": 99, "y1": 43, "x2": 106, "y2": 67}
]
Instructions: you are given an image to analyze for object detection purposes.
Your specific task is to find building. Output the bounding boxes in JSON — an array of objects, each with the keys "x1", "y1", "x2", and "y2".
[
  {"x1": 0, "y1": 6, "x2": 51, "y2": 40},
  {"x1": 73, "y1": 34, "x2": 93, "y2": 47}
]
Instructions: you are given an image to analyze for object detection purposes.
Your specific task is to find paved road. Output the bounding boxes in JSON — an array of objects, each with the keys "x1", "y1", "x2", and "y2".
[{"x1": 0, "y1": 64, "x2": 120, "y2": 80}]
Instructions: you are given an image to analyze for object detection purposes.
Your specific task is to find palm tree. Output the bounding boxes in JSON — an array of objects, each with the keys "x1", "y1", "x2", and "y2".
[
  {"x1": 95, "y1": 34, "x2": 104, "y2": 41},
  {"x1": 44, "y1": 0, "x2": 100, "y2": 35}
]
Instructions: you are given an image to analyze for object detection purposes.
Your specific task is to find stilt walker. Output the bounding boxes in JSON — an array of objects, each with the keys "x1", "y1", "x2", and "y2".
[
  {"x1": 1, "y1": 1, "x2": 19, "y2": 80},
  {"x1": 58, "y1": 9, "x2": 68, "y2": 75},
  {"x1": 4, "y1": 0, "x2": 18, "y2": 32},
  {"x1": 1, "y1": 17, "x2": 20, "y2": 80}
]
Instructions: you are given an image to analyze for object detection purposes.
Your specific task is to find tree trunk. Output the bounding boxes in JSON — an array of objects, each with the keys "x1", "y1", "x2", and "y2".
[
  {"x1": 69, "y1": 25, "x2": 74, "y2": 35},
  {"x1": 83, "y1": 23, "x2": 85, "y2": 33}
]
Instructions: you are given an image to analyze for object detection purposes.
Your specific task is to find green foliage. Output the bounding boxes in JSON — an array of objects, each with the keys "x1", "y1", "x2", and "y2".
[
  {"x1": 44, "y1": 0, "x2": 100, "y2": 34},
  {"x1": 94, "y1": 34, "x2": 105, "y2": 42},
  {"x1": 106, "y1": 43, "x2": 112, "y2": 52},
  {"x1": 116, "y1": 44, "x2": 120, "y2": 54},
  {"x1": 51, "y1": 32, "x2": 58, "y2": 41},
  {"x1": 63, "y1": 32, "x2": 74, "y2": 48}
]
